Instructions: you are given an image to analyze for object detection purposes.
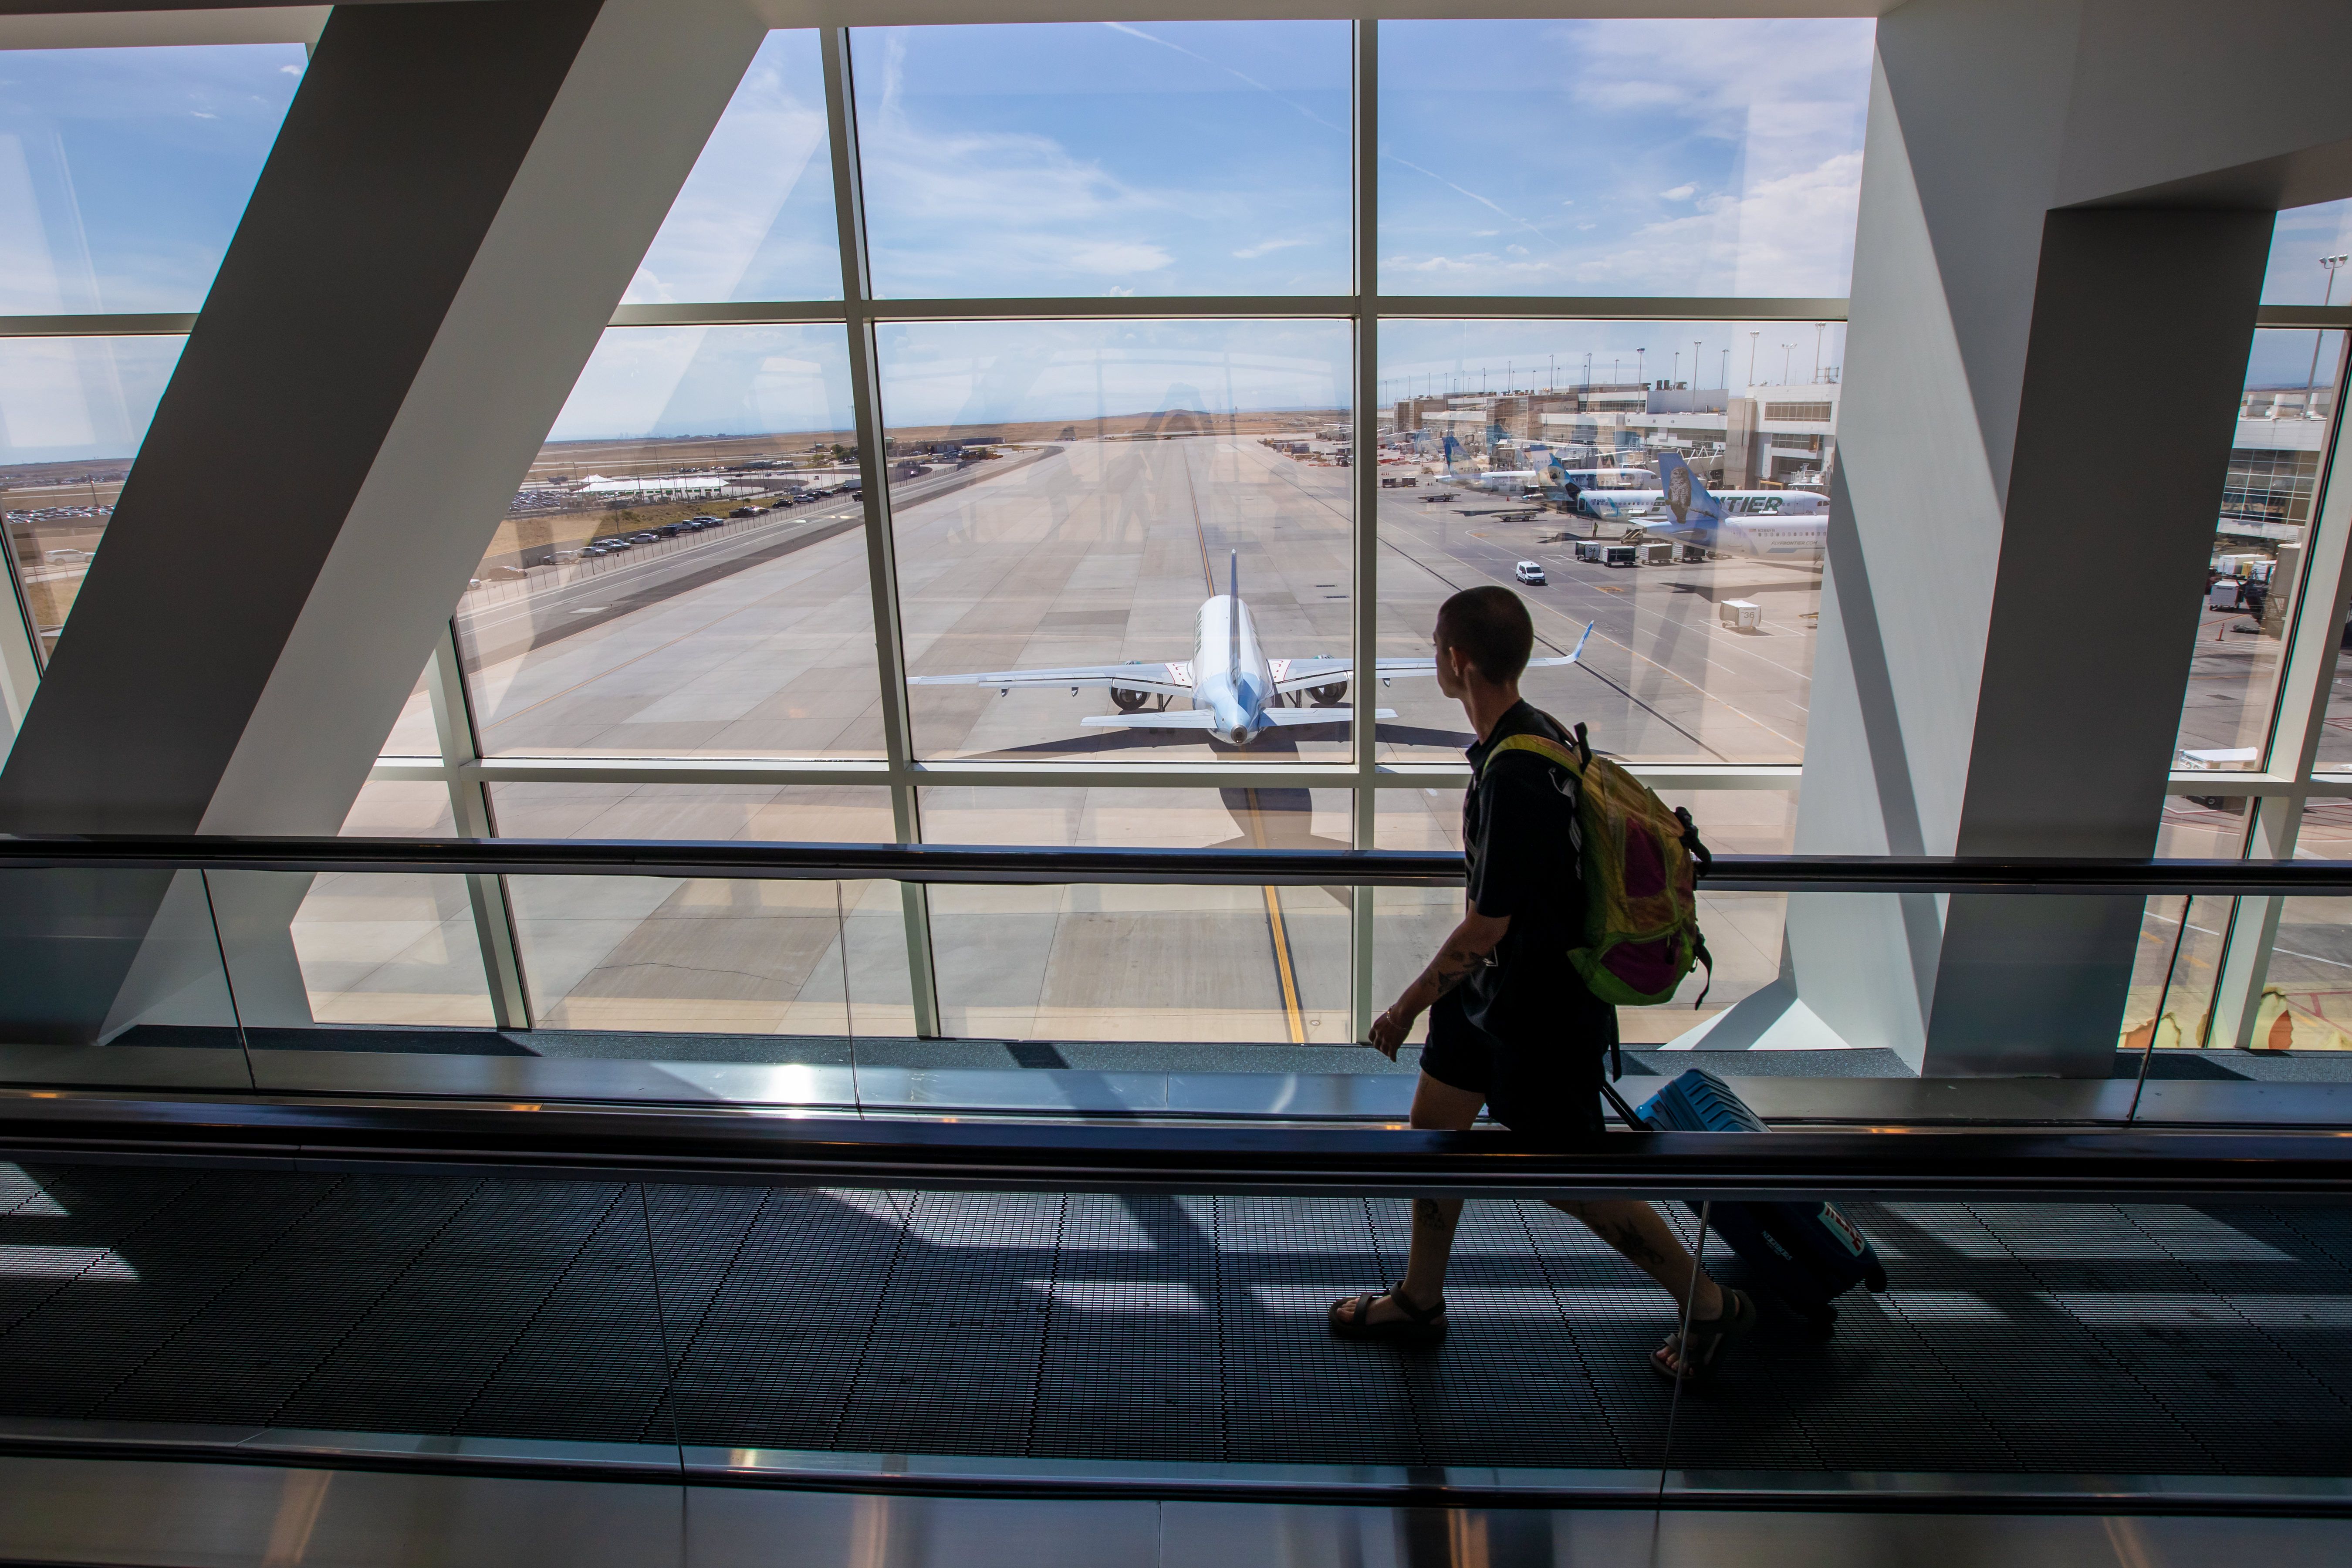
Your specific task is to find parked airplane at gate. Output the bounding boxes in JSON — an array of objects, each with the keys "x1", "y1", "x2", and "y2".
[
  {"x1": 908, "y1": 551, "x2": 1594, "y2": 747},
  {"x1": 1630, "y1": 453, "x2": 1828, "y2": 562},
  {"x1": 1536, "y1": 453, "x2": 1825, "y2": 560}
]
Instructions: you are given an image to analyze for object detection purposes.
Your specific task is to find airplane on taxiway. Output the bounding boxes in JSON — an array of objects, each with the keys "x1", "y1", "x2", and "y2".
[{"x1": 908, "y1": 551, "x2": 1593, "y2": 747}]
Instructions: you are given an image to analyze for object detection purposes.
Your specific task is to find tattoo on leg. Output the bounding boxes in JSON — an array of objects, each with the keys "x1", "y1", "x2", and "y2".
[
  {"x1": 1413, "y1": 1197, "x2": 1457, "y2": 1236},
  {"x1": 1597, "y1": 1220, "x2": 1670, "y2": 1272}
]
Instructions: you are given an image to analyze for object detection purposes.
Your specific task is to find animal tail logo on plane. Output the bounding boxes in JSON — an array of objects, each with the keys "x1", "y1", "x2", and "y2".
[{"x1": 1654, "y1": 451, "x2": 1720, "y2": 526}]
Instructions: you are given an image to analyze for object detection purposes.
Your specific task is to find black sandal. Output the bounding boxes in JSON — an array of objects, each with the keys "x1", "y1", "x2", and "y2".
[
  {"x1": 1329, "y1": 1286, "x2": 1448, "y2": 1344},
  {"x1": 1650, "y1": 1288, "x2": 1754, "y2": 1382}
]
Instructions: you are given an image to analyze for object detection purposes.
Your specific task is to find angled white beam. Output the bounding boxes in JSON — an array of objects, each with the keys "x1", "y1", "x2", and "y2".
[{"x1": 0, "y1": 0, "x2": 773, "y2": 1040}]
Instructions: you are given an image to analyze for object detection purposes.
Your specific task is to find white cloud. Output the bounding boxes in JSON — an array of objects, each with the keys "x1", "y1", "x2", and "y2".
[
  {"x1": 623, "y1": 36, "x2": 835, "y2": 305},
  {"x1": 1660, "y1": 183, "x2": 1696, "y2": 201},
  {"x1": 279, "y1": 64, "x2": 302, "y2": 76},
  {"x1": 1231, "y1": 237, "x2": 1310, "y2": 260}
]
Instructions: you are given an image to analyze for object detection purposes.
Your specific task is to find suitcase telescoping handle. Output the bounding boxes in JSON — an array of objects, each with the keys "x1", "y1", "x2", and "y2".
[{"x1": 1598, "y1": 1078, "x2": 1650, "y2": 1130}]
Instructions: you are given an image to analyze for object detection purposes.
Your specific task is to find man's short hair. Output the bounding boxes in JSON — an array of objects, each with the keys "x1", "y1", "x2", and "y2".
[{"x1": 1435, "y1": 586, "x2": 1534, "y2": 684}]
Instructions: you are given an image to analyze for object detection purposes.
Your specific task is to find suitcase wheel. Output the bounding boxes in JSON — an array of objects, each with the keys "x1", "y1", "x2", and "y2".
[{"x1": 1794, "y1": 1300, "x2": 1839, "y2": 1338}]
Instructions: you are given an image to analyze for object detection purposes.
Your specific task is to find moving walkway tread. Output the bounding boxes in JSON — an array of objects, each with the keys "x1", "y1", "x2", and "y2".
[{"x1": 0, "y1": 1163, "x2": 2344, "y2": 1477}]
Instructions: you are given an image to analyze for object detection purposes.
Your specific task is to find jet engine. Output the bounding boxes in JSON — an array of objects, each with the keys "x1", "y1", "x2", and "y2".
[
  {"x1": 1308, "y1": 682, "x2": 1348, "y2": 708},
  {"x1": 1110, "y1": 687, "x2": 1151, "y2": 713}
]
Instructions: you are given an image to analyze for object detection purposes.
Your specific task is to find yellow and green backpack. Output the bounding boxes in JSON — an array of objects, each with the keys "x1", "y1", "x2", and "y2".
[{"x1": 1480, "y1": 717, "x2": 1713, "y2": 1011}]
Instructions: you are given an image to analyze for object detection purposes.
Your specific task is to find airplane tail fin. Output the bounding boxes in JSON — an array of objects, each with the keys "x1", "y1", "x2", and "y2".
[
  {"x1": 1228, "y1": 548, "x2": 1238, "y2": 603},
  {"x1": 1656, "y1": 450, "x2": 1721, "y2": 520}
]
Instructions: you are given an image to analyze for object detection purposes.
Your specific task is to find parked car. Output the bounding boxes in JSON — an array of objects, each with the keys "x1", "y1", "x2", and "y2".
[
  {"x1": 1514, "y1": 560, "x2": 1547, "y2": 585},
  {"x1": 730, "y1": 506, "x2": 760, "y2": 518}
]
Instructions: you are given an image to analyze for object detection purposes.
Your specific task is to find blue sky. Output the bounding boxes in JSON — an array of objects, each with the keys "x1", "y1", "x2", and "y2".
[
  {"x1": 0, "y1": 44, "x2": 302, "y2": 315},
  {"x1": 13, "y1": 26, "x2": 2332, "y2": 448},
  {"x1": 1377, "y1": 19, "x2": 1874, "y2": 297},
  {"x1": 0, "y1": 335, "x2": 184, "y2": 465}
]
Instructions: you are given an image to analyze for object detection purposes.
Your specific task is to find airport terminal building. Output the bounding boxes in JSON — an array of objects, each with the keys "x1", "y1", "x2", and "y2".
[{"x1": 0, "y1": 2, "x2": 2350, "y2": 1564}]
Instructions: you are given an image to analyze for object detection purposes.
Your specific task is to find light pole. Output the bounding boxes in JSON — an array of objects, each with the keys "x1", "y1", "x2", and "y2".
[
  {"x1": 2305, "y1": 254, "x2": 2349, "y2": 414},
  {"x1": 1719, "y1": 348, "x2": 1729, "y2": 390},
  {"x1": 1746, "y1": 331, "x2": 1760, "y2": 389},
  {"x1": 1637, "y1": 347, "x2": 1646, "y2": 386},
  {"x1": 1812, "y1": 323, "x2": 1826, "y2": 384},
  {"x1": 1780, "y1": 342, "x2": 1795, "y2": 383},
  {"x1": 1694, "y1": 339, "x2": 1703, "y2": 389}
]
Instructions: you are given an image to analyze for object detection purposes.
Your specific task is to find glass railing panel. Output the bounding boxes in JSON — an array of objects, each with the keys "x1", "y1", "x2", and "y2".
[
  {"x1": 1375, "y1": 317, "x2": 1834, "y2": 766},
  {"x1": 918, "y1": 787, "x2": 1357, "y2": 1052},
  {"x1": 0, "y1": 866, "x2": 251, "y2": 1088},
  {"x1": 500, "y1": 874, "x2": 909, "y2": 1045},
  {"x1": 2172, "y1": 327, "x2": 2345, "y2": 773},
  {"x1": 2120, "y1": 804, "x2": 2239, "y2": 1055},
  {"x1": 212, "y1": 868, "x2": 496, "y2": 1034}
]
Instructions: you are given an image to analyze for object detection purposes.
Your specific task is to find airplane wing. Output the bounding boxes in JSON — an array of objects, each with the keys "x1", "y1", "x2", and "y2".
[
  {"x1": 909, "y1": 660, "x2": 1193, "y2": 697},
  {"x1": 1269, "y1": 622, "x2": 1593, "y2": 694},
  {"x1": 1078, "y1": 707, "x2": 1398, "y2": 731},
  {"x1": 1259, "y1": 706, "x2": 1394, "y2": 725},
  {"x1": 1078, "y1": 710, "x2": 1218, "y2": 730}
]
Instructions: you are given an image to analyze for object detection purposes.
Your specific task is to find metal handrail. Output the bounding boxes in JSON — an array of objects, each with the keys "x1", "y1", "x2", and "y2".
[
  {"x1": 0, "y1": 833, "x2": 2348, "y2": 893},
  {"x1": 3, "y1": 1089, "x2": 2351, "y2": 1203}
]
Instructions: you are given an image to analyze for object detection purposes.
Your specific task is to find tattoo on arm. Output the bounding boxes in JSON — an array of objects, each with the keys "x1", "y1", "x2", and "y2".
[{"x1": 1412, "y1": 929, "x2": 1495, "y2": 1001}]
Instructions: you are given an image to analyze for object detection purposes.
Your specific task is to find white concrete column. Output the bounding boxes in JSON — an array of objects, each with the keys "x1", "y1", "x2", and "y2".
[{"x1": 1775, "y1": 0, "x2": 2352, "y2": 1075}]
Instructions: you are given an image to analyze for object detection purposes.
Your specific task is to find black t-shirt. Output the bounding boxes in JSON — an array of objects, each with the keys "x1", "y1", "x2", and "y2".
[{"x1": 1460, "y1": 702, "x2": 1615, "y2": 1051}]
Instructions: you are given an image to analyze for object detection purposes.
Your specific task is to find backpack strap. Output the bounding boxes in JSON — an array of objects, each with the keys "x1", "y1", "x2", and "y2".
[{"x1": 1480, "y1": 732, "x2": 1583, "y2": 782}]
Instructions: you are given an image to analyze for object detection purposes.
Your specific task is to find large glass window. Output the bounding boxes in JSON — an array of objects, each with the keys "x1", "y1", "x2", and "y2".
[
  {"x1": 624, "y1": 30, "x2": 840, "y2": 306},
  {"x1": 851, "y1": 23, "x2": 1350, "y2": 299},
  {"x1": 1377, "y1": 19, "x2": 1873, "y2": 297},
  {"x1": 883, "y1": 318, "x2": 1354, "y2": 764},
  {"x1": 455, "y1": 324, "x2": 881, "y2": 760},
  {"x1": 0, "y1": 333, "x2": 183, "y2": 659},
  {"x1": 1377, "y1": 319, "x2": 1836, "y2": 764},
  {"x1": 2173, "y1": 328, "x2": 2345, "y2": 771},
  {"x1": 0, "y1": 44, "x2": 304, "y2": 314},
  {"x1": 2261, "y1": 198, "x2": 2352, "y2": 307}
]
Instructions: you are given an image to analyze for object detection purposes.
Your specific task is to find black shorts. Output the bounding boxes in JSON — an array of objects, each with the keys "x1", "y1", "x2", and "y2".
[{"x1": 1418, "y1": 992, "x2": 1605, "y2": 1139}]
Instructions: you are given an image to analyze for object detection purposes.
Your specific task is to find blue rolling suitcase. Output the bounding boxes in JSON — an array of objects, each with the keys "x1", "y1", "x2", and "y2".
[{"x1": 1603, "y1": 1067, "x2": 1888, "y2": 1333}]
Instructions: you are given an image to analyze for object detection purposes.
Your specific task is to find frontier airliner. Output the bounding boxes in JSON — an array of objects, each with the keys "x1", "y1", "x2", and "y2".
[{"x1": 908, "y1": 551, "x2": 1594, "y2": 747}]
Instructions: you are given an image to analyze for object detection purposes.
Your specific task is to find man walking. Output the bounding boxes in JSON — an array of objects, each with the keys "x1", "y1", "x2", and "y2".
[{"x1": 1327, "y1": 585, "x2": 1752, "y2": 1381}]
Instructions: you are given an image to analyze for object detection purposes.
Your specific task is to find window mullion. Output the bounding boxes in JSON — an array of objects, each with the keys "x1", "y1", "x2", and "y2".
[
  {"x1": 1349, "y1": 15, "x2": 1380, "y2": 1041},
  {"x1": 823, "y1": 24, "x2": 940, "y2": 1038},
  {"x1": 2258, "y1": 335, "x2": 2352, "y2": 779}
]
